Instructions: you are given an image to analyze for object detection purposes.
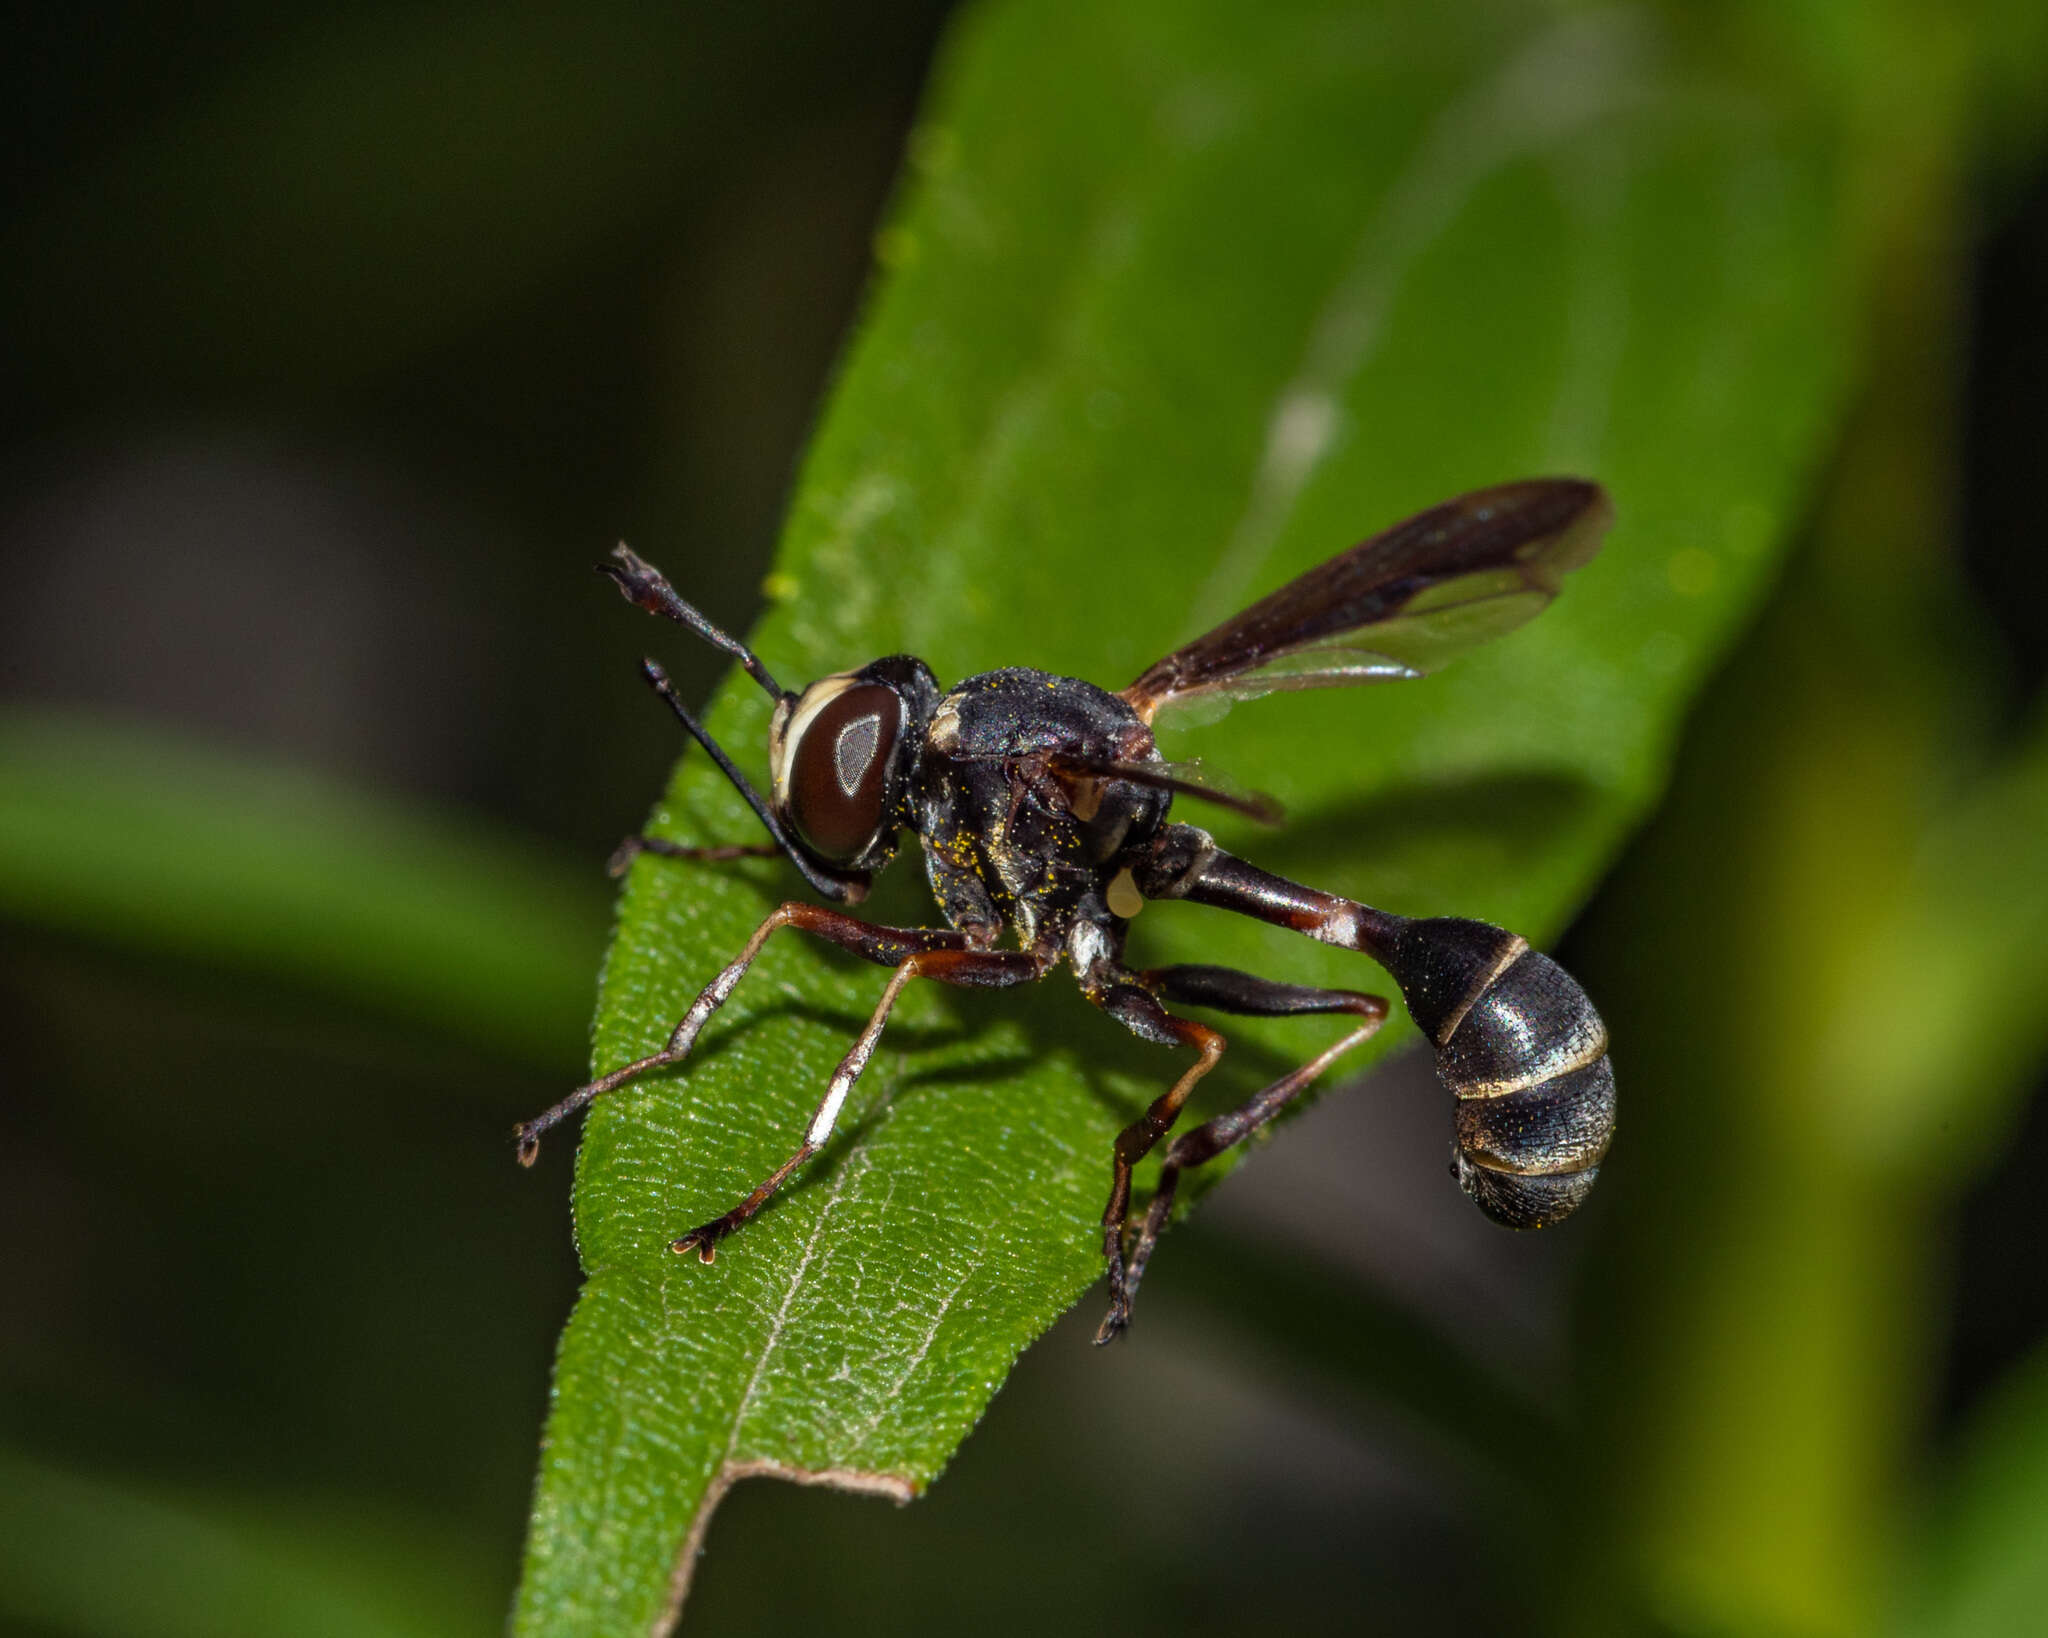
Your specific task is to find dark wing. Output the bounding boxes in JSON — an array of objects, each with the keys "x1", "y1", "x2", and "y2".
[
  {"x1": 1045, "y1": 752, "x2": 1285, "y2": 826},
  {"x1": 1123, "y1": 478, "x2": 1612, "y2": 725}
]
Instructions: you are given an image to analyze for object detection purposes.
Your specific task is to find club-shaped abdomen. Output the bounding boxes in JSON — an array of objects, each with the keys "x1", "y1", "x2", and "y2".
[{"x1": 1375, "y1": 916, "x2": 1615, "y2": 1228}]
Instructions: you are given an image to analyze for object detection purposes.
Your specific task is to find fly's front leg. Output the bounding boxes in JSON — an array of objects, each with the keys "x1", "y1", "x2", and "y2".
[
  {"x1": 1085, "y1": 979, "x2": 1228, "y2": 1343},
  {"x1": 671, "y1": 945, "x2": 1048, "y2": 1259},
  {"x1": 1100, "y1": 965, "x2": 1388, "y2": 1343},
  {"x1": 514, "y1": 903, "x2": 971, "y2": 1165}
]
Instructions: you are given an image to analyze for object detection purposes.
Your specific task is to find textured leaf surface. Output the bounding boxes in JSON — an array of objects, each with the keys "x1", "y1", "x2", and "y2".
[{"x1": 518, "y1": 1, "x2": 1858, "y2": 1628}]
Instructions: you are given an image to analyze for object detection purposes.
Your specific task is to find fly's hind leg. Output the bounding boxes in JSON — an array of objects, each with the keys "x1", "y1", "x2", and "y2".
[{"x1": 1094, "y1": 965, "x2": 1387, "y2": 1344}]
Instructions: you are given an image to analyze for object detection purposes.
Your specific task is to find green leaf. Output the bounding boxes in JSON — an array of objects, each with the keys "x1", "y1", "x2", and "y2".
[
  {"x1": 518, "y1": 0, "x2": 1860, "y2": 1627},
  {"x1": 0, "y1": 710, "x2": 608, "y2": 1072}
]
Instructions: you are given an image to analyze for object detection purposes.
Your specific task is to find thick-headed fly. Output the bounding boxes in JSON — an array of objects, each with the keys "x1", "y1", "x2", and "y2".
[{"x1": 519, "y1": 479, "x2": 1617, "y2": 1342}]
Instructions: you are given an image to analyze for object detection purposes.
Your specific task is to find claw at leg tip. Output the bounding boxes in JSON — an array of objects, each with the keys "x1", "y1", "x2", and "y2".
[{"x1": 668, "y1": 1232, "x2": 717, "y2": 1264}]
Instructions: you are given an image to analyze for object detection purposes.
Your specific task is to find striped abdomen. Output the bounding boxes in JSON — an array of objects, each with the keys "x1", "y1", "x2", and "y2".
[{"x1": 1376, "y1": 916, "x2": 1615, "y2": 1228}]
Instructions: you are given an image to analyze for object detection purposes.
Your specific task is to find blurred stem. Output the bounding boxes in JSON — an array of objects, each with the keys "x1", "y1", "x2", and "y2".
[
  {"x1": 1565, "y1": 52, "x2": 2015, "y2": 1637},
  {"x1": 1901, "y1": 1337, "x2": 2048, "y2": 1638}
]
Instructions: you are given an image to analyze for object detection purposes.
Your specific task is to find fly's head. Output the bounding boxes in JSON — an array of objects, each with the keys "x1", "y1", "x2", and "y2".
[{"x1": 766, "y1": 654, "x2": 939, "y2": 890}]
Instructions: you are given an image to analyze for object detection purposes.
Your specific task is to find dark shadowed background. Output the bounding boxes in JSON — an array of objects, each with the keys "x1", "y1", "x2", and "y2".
[{"x1": 4, "y1": 3, "x2": 2047, "y2": 1635}]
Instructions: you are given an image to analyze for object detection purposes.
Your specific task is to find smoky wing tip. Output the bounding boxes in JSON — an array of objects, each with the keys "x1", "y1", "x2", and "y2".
[
  {"x1": 1546, "y1": 476, "x2": 1615, "y2": 533},
  {"x1": 1510, "y1": 474, "x2": 1609, "y2": 509}
]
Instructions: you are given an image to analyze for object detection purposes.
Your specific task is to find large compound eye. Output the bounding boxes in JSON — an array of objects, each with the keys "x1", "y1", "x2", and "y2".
[{"x1": 785, "y1": 682, "x2": 903, "y2": 863}]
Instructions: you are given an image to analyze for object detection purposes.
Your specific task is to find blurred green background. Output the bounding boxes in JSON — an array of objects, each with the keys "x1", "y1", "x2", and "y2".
[{"x1": 4, "y1": 3, "x2": 2047, "y2": 1636}]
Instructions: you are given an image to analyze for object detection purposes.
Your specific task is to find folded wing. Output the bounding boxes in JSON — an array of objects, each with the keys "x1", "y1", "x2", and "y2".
[{"x1": 1123, "y1": 479, "x2": 1613, "y2": 726}]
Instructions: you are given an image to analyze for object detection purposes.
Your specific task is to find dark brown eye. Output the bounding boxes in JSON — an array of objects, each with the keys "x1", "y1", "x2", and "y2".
[{"x1": 786, "y1": 682, "x2": 902, "y2": 863}]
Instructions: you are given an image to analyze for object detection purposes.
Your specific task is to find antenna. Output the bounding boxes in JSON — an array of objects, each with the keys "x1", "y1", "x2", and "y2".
[{"x1": 597, "y1": 544, "x2": 786, "y2": 702}]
